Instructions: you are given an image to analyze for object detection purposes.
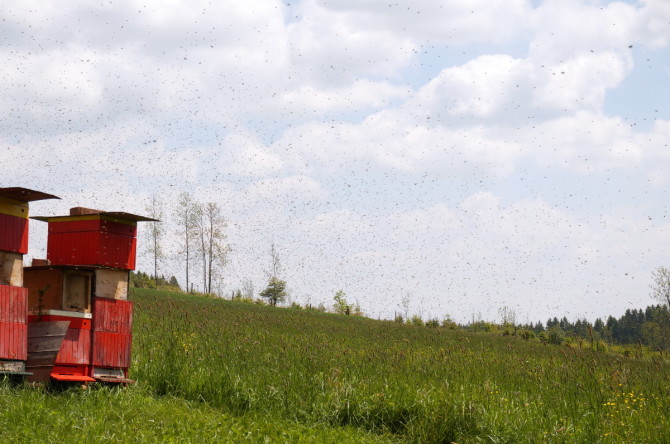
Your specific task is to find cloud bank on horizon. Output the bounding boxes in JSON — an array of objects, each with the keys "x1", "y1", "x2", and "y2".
[{"x1": 2, "y1": 0, "x2": 669, "y2": 323}]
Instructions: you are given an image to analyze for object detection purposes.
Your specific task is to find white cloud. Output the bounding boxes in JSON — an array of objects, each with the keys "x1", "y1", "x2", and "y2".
[
  {"x1": 529, "y1": 0, "x2": 637, "y2": 62},
  {"x1": 533, "y1": 51, "x2": 632, "y2": 112},
  {"x1": 244, "y1": 175, "x2": 327, "y2": 207},
  {"x1": 636, "y1": 0, "x2": 670, "y2": 47},
  {"x1": 319, "y1": 0, "x2": 532, "y2": 45},
  {"x1": 415, "y1": 55, "x2": 535, "y2": 121},
  {"x1": 218, "y1": 133, "x2": 285, "y2": 177},
  {"x1": 527, "y1": 111, "x2": 641, "y2": 172},
  {"x1": 287, "y1": 0, "x2": 416, "y2": 86},
  {"x1": 279, "y1": 80, "x2": 410, "y2": 116}
]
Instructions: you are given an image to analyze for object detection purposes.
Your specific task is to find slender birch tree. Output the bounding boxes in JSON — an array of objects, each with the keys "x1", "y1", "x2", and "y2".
[
  {"x1": 145, "y1": 194, "x2": 164, "y2": 287},
  {"x1": 651, "y1": 266, "x2": 670, "y2": 309},
  {"x1": 195, "y1": 201, "x2": 230, "y2": 294},
  {"x1": 260, "y1": 242, "x2": 287, "y2": 306},
  {"x1": 175, "y1": 192, "x2": 197, "y2": 293}
]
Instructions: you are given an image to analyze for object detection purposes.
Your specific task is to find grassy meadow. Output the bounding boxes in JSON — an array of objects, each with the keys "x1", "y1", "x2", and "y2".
[{"x1": 2, "y1": 288, "x2": 670, "y2": 442}]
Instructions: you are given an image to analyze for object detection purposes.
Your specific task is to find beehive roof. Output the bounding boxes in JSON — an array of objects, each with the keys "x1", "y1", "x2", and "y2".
[
  {"x1": 0, "y1": 187, "x2": 60, "y2": 202},
  {"x1": 32, "y1": 211, "x2": 158, "y2": 222}
]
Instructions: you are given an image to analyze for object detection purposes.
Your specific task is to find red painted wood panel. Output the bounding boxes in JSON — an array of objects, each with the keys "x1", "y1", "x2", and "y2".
[
  {"x1": 47, "y1": 231, "x2": 99, "y2": 266},
  {"x1": 55, "y1": 325, "x2": 91, "y2": 365},
  {"x1": 93, "y1": 298, "x2": 132, "y2": 334},
  {"x1": 100, "y1": 234, "x2": 136, "y2": 270},
  {"x1": 0, "y1": 285, "x2": 27, "y2": 324},
  {"x1": 101, "y1": 220, "x2": 137, "y2": 237},
  {"x1": 0, "y1": 284, "x2": 28, "y2": 360},
  {"x1": 92, "y1": 332, "x2": 131, "y2": 368},
  {"x1": 47, "y1": 231, "x2": 136, "y2": 269},
  {"x1": 28, "y1": 315, "x2": 90, "y2": 330},
  {"x1": 0, "y1": 322, "x2": 27, "y2": 361},
  {"x1": 92, "y1": 298, "x2": 132, "y2": 369},
  {"x1": 49, "y1": 219, "x2": 136, "y2": 237},
  {"x1": 0, "y1": 213, "x2": 28, "y2": 254}
]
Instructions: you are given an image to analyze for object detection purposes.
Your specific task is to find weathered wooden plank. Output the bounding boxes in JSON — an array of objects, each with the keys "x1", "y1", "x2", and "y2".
[
  {"x1": 62, "y1": 271, "x2": 92, "y2": 313},
  {"x1": 95, "y1": 269, "x2": 129, "y2": 300},
  {"x1": 27, "y1": 336, "x2": 66, "y2": 353},
  {"x1": 26, "y1": 321, "x2": 69, "y2": 370},
  {"x1": 0, "y1": 359, "x2": 25, "y2": 372},
  {"x1": 25, "y1": 367, "x2": 53, "y2": 383},
  {"x1": 26, "y1": 352, "x2": 63, "y2": 367},
  {"x1": 24, "y1": 268, "x2": 63, "y2": 313},
  {"x1": 0, "y1": 251, "x2": 23, "y2": 286},
  {"x1": 27, "y1": 321, "x2": 70, "y2": 338}
]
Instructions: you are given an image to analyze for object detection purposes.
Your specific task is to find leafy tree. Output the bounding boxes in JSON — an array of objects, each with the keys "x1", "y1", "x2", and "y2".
[
  {"x1": 425, "y1": 318, "x2": 440, "y2": 328},
  {"x1": 442, "y1": 315, "x2": 458, "y2": 329},
  {"x1": 546, "y1": 326, "x2": 565, "y2": 345},
  {"x1": 260, "y1": 276, "x2": 287, "y2": 306},
  {"x1": 519, "y1": 329, "x2": 535, "y2": 340},
  {"x1": 333, "y1": 290, "x2": 352, "y2": 315},
  {"x1": 130, "y1": 271, "x2": 180, "y2": 291},
  {"x1": 410, "y1": 315, "x2": 424, "y2": 327},
  {"x1": 593, "y1": 318, "x2": 605, "y2": 335},
  {"x1": 259, "y1": 243, "x2": 287, "y2": 306}
]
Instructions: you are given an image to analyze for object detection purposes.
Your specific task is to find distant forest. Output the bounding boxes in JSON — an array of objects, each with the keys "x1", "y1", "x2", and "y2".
[
  {"x1": 501, "y1": 305, "x2": 670, "y2": 351},
  {"x1": 130, "y1": 271, "x2": 181, "y2": 292}
]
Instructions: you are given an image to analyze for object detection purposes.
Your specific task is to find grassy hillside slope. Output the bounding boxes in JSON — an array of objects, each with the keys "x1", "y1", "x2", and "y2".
[{"x1": 2, "y1": 288, "x2": 670, "y2": 442}]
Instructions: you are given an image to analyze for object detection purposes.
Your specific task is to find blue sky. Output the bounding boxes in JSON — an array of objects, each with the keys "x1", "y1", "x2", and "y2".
[{"x1": 2, "y1": 0, "x2": 670, "y2": 323}]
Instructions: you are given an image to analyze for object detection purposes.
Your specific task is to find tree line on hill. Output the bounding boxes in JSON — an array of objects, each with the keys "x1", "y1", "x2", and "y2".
[
  {"x1": 534, "y1": 266, "x2": 670, "y2": 350},
  {"x1": 505, "y1": 304, "x2": 670, "y2": 350},
  {"x1": 130, "y1": 271, "x2": 181, "y2": 292}
]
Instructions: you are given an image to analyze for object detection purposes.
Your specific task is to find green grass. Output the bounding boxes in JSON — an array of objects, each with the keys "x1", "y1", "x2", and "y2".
[
  {"x1": 0, "y1": 383, "x2": 387, "y2": 443},
  {"x1": 3, "y1": 288, "x2": 670, "y2": 442}
]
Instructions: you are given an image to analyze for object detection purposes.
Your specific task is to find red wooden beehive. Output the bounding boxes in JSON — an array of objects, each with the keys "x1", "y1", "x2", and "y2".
[
  {"x1": 24, "y1": 266, "x2": 135, "y2": 382},
  {"x1": 0, "y1": 187, "x2": 59, "y2": 376},
  {"x1": 34, "y1": 208, "x2": 154, "y2": 270},
  {"x1": 25, "y1": 207, "x2": 156, "y2": 384}
]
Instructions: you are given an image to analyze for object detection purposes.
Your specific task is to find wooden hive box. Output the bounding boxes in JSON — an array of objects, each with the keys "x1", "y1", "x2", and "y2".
[
  {"x1": 34, "y1": 208, "x2": 156, "y2": 271},
  {"x1": 0, "y1": 188, "x2": 59, "y2": 376},
  {"x1": 0, "y1": 188, "x2": 59, "y2": 255}
]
